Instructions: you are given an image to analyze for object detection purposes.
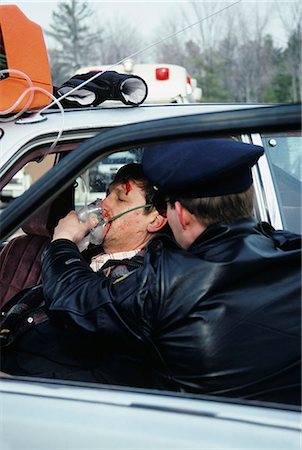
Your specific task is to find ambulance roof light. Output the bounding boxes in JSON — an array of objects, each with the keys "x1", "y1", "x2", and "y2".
[{"x1": 156, "y1": 67, "x2": 169, "y2": 81}]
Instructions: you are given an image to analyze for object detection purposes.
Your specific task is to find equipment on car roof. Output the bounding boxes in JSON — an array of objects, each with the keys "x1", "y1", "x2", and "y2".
[
  {"x1": 0, "y1": 6, "x2": 148, "y2": 118},
  {"x1": 56, "y1": 71, "x2": 148, "y2": 107},
  {"x1": 0, "y1": 5, "x2": 53, "y2": 113}
]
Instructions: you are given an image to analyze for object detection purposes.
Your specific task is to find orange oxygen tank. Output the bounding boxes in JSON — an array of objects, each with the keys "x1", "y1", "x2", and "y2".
[{"x1": 0, "y1": 5, "x2": 53, "y2": 113}]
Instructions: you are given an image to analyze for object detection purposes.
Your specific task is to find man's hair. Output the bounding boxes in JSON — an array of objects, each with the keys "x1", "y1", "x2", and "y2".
[
  {"x1": 169, "y1": 185, "x2": 255, "y2": 227},
  {"x1": 111, "y1": 163, "x2": 157, "y2": 214}
]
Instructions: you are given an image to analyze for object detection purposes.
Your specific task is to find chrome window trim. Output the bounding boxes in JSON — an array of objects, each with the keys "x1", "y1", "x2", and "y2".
[{"x1": 242, "y1": 133, "x2": 283, "y2": 229}]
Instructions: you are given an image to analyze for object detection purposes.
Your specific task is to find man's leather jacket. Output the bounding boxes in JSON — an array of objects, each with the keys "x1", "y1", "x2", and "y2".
[{"x1": 42, "y1": 219, "x2": 301, "y2": 405}]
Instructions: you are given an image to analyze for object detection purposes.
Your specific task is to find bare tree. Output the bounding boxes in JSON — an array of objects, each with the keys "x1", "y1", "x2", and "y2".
[
  {"x1": 153, "y1": 18, "x2": 188, "y2": 65},
  {"x1": 96, "y1": 16, "x2": 146, "y2": 65},
  {"x1": 276, "y1": 1, "x2": 302, "y2": 101},
  {"x1": 152, "y1": 1, "x2": 299, "y2": 103},
  {"x1": 276, "y1": 1, "x2": 302, "y2": 37},
  {"x1": 186, "y1": 1, "x2": 228, "y2": 58},
  {"x1": 229, "y1": 2, "x2": 275, "y2": 102},
  {"x1": 186, "y1": 1, "x2": 243, "y2": 101},
  {"x1": 153, "y1": 1, "x2": 232, "y2": 99}
]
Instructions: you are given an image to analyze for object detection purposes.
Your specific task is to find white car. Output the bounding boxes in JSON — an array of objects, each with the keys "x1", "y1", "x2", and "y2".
[{"x1": 0, "y1": 101, "x2": 301, "y2": 449}]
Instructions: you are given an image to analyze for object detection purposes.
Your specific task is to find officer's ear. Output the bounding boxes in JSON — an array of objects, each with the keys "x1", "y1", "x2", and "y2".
[
  {"x1": 175, "y1": 201, "x2": 192, "y2": 230},
  {"x1": 147, "y1": 213, "x2": 168, "y2": 233}
]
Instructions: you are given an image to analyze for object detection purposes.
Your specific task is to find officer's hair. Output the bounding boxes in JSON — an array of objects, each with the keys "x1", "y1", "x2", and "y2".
[
  {"x1": 169, "y1": 185, "x2": 255, "y2": 227},
  {"x1": 110, "y1": 162, "x2": 156, "y2": 214}
]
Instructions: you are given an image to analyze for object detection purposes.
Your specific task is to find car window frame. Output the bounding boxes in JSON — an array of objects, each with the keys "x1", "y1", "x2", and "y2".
[{"x1": 1, "y1": 103, "x2": 300, "y2": 242}]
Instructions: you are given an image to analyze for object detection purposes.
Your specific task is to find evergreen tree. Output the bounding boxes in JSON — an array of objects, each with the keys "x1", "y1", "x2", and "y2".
[{"x1": 46, "y1": 0, "x2": 102, "y2": 85}]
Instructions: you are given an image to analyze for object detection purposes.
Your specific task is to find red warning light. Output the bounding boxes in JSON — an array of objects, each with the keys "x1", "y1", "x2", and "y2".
[{"x1": 156, "y1": 67, "x2": 170, "y2": 80}]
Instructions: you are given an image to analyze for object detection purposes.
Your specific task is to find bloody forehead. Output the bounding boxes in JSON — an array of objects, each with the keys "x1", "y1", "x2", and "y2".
[{"x1": 108, "y1": 179, "x2": 139, "y2": 195}]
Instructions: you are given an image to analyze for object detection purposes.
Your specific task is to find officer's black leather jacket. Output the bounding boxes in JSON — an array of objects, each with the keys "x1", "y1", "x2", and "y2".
[{"x1": 42, "y1": 219, "x2": 301, "y2": 405}]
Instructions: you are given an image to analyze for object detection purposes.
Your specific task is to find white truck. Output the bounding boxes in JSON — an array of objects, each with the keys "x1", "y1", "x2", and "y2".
[{"x1": 76, "y1": 60, "x2": 202, "y2": 104}]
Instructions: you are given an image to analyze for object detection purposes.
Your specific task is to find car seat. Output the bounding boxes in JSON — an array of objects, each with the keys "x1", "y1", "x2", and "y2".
[{"x1": 0, "y1": 188, "x2": 73, "y2": 308}]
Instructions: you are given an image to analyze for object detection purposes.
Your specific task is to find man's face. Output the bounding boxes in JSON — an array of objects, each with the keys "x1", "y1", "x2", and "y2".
[{"x1": 100, "y1": 179, "x2": 156, "y2": 252}]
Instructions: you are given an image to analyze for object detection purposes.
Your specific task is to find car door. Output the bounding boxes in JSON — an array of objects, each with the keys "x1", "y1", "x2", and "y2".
[{"x1": 0, "y1": 103, "x2": 301, "y2": 450}]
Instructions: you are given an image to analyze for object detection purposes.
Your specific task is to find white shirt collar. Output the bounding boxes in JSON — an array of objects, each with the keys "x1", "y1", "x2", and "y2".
[{"x1": 90, "y1": 248, "x2": 142, "y2": 272}]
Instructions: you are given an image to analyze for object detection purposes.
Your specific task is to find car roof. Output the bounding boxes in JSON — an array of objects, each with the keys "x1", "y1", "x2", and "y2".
[{"x1": 0, "y1": 103, "x2": 270, "y2": 171}]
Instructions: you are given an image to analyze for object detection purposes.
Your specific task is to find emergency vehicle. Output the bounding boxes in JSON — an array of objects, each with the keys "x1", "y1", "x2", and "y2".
[{"x1": 76, "y1": 60, "x2": 202, "y2": 104}]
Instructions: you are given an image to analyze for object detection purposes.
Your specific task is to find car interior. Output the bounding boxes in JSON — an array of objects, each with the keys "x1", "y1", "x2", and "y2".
[
  {"x1": 0, "y1": 186, "x2": 73, "y2": 307},
  {"x1": 1, "y1": 130, "x2": 301, "y2": 309}
]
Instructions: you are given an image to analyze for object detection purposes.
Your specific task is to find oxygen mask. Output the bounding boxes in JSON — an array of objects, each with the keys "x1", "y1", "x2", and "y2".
[
  {"x1": 77, "y1": 201, "x2": 109, "y2": 251},
  {"x1": 77, "y1": 200, "x2": 152, "y2": 252}
]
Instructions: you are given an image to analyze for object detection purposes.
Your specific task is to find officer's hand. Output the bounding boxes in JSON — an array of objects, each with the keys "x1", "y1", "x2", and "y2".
[{"x1": 52, "y1": 211, "x2": 98, "y2": 243}]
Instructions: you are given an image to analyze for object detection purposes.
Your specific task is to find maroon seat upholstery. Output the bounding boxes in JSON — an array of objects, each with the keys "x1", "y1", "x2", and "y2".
[{"x1": 0, "y1": 191, "x2": 72, "y2": 308}]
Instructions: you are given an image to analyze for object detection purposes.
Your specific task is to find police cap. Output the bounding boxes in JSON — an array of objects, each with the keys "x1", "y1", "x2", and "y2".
[{"x1": 142, "y1": 138, "x2": 264, "y2": 198}]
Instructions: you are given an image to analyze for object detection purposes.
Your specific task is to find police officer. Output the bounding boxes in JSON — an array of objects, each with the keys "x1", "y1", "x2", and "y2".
[{"x1": 40, "y1": 138, "x2": 301, "y2": 405}]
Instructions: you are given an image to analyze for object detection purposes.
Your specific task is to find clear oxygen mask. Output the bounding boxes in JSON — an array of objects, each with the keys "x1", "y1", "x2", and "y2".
[
  {"x1": 77, "y1": 201, "x2": 108, "y2": 252},
  {"x1": 76, "y1": 200, "x2": 152, "y2": 252}
]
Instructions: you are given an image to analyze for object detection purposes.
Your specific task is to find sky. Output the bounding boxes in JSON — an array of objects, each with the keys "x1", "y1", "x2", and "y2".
[
  {"x1": 4, "y1": 0, "x2": 297, "y2": 51},
  {"x1": 6, "y1": 1, "x2": 188, "y2": 34}
]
